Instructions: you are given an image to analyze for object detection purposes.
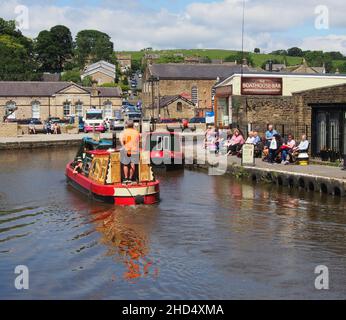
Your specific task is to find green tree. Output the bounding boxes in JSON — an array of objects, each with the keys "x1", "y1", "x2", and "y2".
[
  {"x1": 225, "y1": 52, "x2": 254, "y2": 66},
  {"x1": 287, "y1": 47, "x2": 304, "y2": 57},
  {"x1": 338, "y1": 62, "x2": 346, "y2": 73},
  {"x1": 0, "y1": 18, "x2": 38, "y2": 80},
  {"x1": 35, "y1": 25, "x2": 73, "y2": 73},
  {"x1": 75, "y1": 30, "x2": 114, "y2": 68},
  {"x1": 254, "y1": 48, "x2": 260, "y2": 54},
  {"x1": 61, "y1": 69, "x2": 81, "y2": 83}
]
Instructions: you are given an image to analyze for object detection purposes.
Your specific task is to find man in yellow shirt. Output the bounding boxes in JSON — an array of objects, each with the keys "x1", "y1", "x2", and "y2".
[{"x1": 120, "y1": 120, "x2": 140, "y2": 184}]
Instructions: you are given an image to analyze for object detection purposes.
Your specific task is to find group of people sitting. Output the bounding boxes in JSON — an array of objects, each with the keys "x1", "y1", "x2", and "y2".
[{"x1": 204, "y1": 124, "x2": 309, "y2": 165}]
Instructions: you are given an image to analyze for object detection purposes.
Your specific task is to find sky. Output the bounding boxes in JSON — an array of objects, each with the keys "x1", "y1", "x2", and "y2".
[{"x1": 1, "y1": 0, "x2": 346, "y2": 53}]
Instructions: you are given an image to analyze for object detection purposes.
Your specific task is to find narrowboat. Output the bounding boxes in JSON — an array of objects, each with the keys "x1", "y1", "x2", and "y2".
[
  {"x1": 66, "y1": 138, "x2": 160, "y2": 206},
  {"x1": 142, "y1": 132, "x2": 184, "y2": 169}
]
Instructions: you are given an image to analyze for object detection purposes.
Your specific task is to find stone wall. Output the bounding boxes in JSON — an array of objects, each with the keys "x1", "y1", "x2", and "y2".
[
  {"x1": 142, "y1": 79, "x2": 217, "y2": 115},
  {"x1": 225, "y1": 94, "x2": 312, "y2": 141},
  {"x1": 89, "y1": 71, "x2": 114, "y2": 85},
  {"x1": 0, "y1": 123, "x2": 18, "y2": 137}
]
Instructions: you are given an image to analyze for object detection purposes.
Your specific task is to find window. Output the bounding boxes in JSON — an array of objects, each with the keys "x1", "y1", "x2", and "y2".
[
  {"x1": 104, "y1": 102, "x2": 113, "y2": 119},
  {"x1": 211, "y1": 87, "x2": 216, "y2": 108},
  {"x1": 5, "y1": 101, "x2": 16, "y2": 119},
  {"x1": 176, "y1": 102, "x2": 183, "y2": 112},
  {"x1": 75, "y1": 103, "x2": 83, "y2": 117},
  {"x1": 31, "y1": 101, "x2": 40, "y2": 119},
  {"x1": 63, "y1": 103, "x2": 71, "y2": 117},
  {"x1": 191, "y1": 86, "x2": 198, "y2": 105}
]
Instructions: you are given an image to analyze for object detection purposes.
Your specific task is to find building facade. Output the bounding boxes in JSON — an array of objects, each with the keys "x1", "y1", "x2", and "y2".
[
  {"x1": 214, "y1": 72, "x2": 346, "y2": 157},
  {"x1": 0, "y1": 81, "x2": 122, "y2": 121},
  {"x1": 116, "y1": 54, "x2": 132, "y2": 73},
  {"x1": 144, "y1": 95, "x2": 196, "y2": 119},
  {"x1": 142, "y1": 63, "x2": 254, "y2": 118},
  {"x1": 81, "y1": 60, "x2": 116, "y2": 85}
]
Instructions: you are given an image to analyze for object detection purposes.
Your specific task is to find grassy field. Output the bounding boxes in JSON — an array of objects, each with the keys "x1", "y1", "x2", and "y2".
[{"x1": 115, "y1": 49, "x2": 304, "y2": 67}]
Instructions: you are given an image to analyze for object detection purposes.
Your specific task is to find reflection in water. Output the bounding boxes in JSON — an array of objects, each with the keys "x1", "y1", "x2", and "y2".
[{"x1": 96, "y1": 210, "x2": 156, "y2": 282}]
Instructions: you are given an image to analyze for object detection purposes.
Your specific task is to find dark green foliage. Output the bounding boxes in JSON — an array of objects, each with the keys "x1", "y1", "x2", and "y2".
[{"x1": 75, "y1": 30, "x2": 114, "y2": 68}]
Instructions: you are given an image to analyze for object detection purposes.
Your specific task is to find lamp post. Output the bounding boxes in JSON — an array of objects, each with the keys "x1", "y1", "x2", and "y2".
[{"x1": 148, "y1": 75, "x2": 159, "y2": 119}]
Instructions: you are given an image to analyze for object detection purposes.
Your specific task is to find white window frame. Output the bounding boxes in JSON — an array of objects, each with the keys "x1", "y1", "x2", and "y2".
[
  {"x1": 63, "y1": 103, "x2": 71, "y2": 117},
  {"x1": 75, "y1": 103, "x2": 83, "y2": 117},
  {"x1": 31, "y1": 101, "x2": 40, "y2": 119},
  {"x1": 103, "y1": 102, "x2": 113, "y2": 119},
  {"x1": 6, "y1": 101, "x2": 16, "y2": 119},
  {"x1": 191, "y1": 86, "x2": 198, "y2": 105}
]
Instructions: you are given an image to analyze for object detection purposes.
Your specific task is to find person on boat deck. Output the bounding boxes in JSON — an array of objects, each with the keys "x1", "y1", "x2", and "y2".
[
  {"x1": 120, "y1": 120, "x2": 140, "y2": 184},
  {"x1": 73, "y1": 158, "x2": 83, "y2": 174}
]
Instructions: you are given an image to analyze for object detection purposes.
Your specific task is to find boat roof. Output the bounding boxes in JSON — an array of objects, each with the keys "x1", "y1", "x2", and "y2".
[
  {"x1": 88, "y1": 150, "x2": 113, "y2": 156},
  {"x1": 142, "y1": 131, "x2": 182, "y2": 136},
  {"x1": 83, "y1": 137, "x2": 113, "y2": 146}
]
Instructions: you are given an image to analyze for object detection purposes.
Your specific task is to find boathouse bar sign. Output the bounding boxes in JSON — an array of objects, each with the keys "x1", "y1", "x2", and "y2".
[{"x1": 241, "y1": 77, "x2": 283, "y2": 95}]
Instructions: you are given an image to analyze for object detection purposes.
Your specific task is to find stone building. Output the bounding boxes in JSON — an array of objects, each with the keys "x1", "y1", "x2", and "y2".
[
  {"x1": 144, "y1": 95, "x2": 196, "y2": 119},
  {"x1": 293, "y1": 83, "x2": 346, "y2": 156},
  {"x1": 142, "y1": 63, "x2": 253, "y2": 118},
  {"x1": 214, "y1": 72, "x2": 346, "y2": 157},
  {"x1": 81, "y1": 60, "x2": 116, "y2": 85},
  {"x1": 116, "y1": 54, "x2": 132, "y2": 73},
  {"x1": 0, "y1": 81, "x2": 122, "y2": 121}
]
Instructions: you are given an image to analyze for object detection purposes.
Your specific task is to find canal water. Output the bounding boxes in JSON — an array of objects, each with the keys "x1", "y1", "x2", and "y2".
[{"x1": 0, "y1": 147, "x2": 346, "y2": 300}]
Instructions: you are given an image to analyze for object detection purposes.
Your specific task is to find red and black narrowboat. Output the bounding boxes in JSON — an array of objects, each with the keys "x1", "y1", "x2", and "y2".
[
  {"x1": 66, "y1": 148, "x2": 160, "y2": 206},
  {"x1": 142, "y1": 131, "x2": 184, "y2": 169}
]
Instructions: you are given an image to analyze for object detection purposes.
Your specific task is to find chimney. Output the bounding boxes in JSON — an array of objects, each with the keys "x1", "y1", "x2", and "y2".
[
  {"x1": 268, "y1": 60, "x2": 273, "y2": 72},
  {"x1": 91, "y1": 80, "x2": 99, "y2": 97}
]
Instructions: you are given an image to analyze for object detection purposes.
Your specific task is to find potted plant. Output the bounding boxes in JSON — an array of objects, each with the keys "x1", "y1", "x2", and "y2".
[
  {"x1": 65, "y1": 124, "x2": 78, "y2": 134},
  {"x1": 320, "y1": 148, "x2": 329, "y2": 161},
  {"x1": 329, "y1": 150, "x2": 340, "y2": 162}
]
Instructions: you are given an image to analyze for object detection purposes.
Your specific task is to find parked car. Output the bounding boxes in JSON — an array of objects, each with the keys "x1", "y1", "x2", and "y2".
[
  {"x1": 111, "y1": 118, "x2": 125, "y2": 131},
  {"x1": 84, "y1": 123, "x2": 106, "y2": 133},
  {"x1": 189, "y1": 117, "x2": 206, "y2": 124}
]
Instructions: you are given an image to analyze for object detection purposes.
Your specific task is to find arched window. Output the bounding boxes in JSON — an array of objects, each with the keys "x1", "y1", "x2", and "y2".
[
  {"x1": 63, "y1": 102, "x2": 71, "y2": 117},
  {"x1": 103, "y1": 101, "x2": 113, "y2": 118},
  {"x1": 211, "y1": 87, "x2": 216, "y2": 108},
  {"x1": 176, "y1": 102, "x2": 183, "y2": 112},
  {"x1": 5, "y1": 101, "x2": 16, "y2": 119},
  {"x1": 31, "y1": 101, "x2": 40, "y2": 119},
  {"x1": 75, "y1": 101, "x2": 83, "y2": 117},
  {"x1": 191, "y1": 86, "x2": 198, "y2": 105}
]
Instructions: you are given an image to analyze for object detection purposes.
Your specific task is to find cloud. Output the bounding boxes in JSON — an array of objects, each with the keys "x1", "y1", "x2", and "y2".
[{"x1": 0, "y1": 0, "x2": 345, "y2": 53}]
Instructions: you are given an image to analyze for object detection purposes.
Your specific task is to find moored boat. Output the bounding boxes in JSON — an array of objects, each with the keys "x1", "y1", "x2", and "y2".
[{"x1": 142, "y1": 131, "x2": 184, "y2": 169}]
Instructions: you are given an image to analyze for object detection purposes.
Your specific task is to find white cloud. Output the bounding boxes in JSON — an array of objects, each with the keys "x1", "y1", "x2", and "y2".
[{"x1": 0, "y1": 0, "x2": 345, "y2": 53}]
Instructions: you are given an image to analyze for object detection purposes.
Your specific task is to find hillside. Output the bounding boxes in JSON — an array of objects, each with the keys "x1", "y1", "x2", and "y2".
[
  {"x1": 116, "y1": 49, "x2": 303, "y2": 67},
  {"x1": 115, "y1": 49, "x2": 346, "y2": 72}
]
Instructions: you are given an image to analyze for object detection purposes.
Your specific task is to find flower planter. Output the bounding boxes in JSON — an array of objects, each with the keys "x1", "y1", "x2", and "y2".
[
  {"x1": 320, "y1": 150, "x2": 329, "y2": 162},
  {"x1": 329, "y1": 151, "x2": 340, "y2": 163}
]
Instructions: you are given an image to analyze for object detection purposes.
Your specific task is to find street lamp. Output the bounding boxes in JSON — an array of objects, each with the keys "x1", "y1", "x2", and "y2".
[{"x1": 147, "y1": 75, "x2": 159, "y2": 119}]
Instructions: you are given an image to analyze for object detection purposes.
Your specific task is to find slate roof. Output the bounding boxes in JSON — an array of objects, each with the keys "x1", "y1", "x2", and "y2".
[
  {"x1": 148, "y1": 95, "x2": 195, "y2": 109},
  {"x1": 0, "y1": 81, "x2": 122, "y2": 97},
  {"x1": 149, "y1": 63, "x2": 253, "y2": 80}
]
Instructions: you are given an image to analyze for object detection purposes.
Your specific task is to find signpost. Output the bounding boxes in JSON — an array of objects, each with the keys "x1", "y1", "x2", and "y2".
[{"x1": 241, "y1": 144, "x2": 255, "y2": 166}]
